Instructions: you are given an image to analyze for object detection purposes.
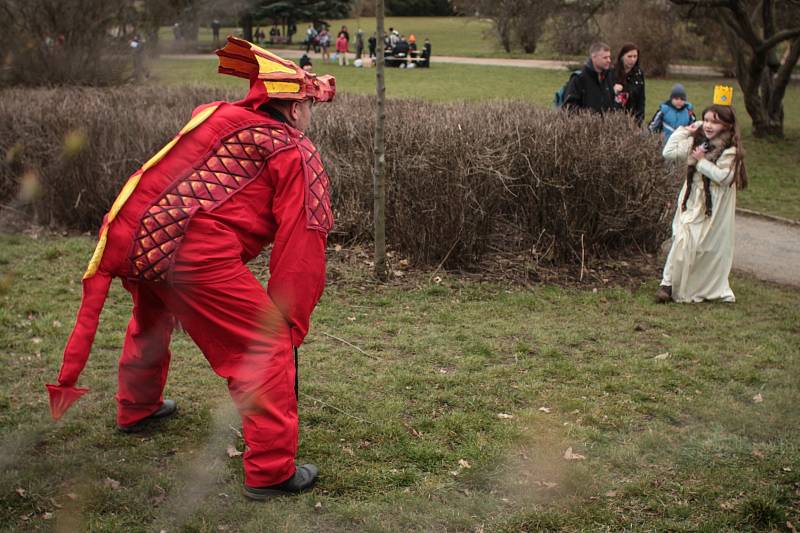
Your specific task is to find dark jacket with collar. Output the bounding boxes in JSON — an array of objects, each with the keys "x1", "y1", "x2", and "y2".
[
  {"x1": 563, "y1": 59, "x2": 616, "y2": 114},
  {"x1": 614, "y1": 64, "x2": 646, "y2": 124}
]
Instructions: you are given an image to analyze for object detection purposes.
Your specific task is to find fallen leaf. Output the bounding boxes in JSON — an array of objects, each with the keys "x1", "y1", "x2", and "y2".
[
  {"x1": 433, "y1": 276, "x2": 442, "y2": 284},
  {"x1": 654, "y1": 352, "x2": 670, "y2": 360},
  {"x1": 392, "y1": 270, "x2": 404, "y2": 277},
  {"x1": 542, "y1": 481, "x2": 558, "y2": 489},
  {"x1": 334, "y1": 244, "x2": 342, "y2": 252},
  {"x1": 399, "y1": 259, "x2": 409, "y2": 267},
  {"x1": 604, "y1": 490, "x2": 617, "y2": 497},
  {"x1": 563, "y1": 447, "x2": 586, "y2": 461},
  {"x1": 226, "y1": 445, "x2": 242, "y2": 458},
  {"x1": 458, "y1": 459, "x2": 471, "y2": 469},
  {"x1": 43, "y1": 512, "x2": 53, "y2": 520},
  {"x1": 347, "y1": 316, "x2": 356, "y2": 321},
  {"x1": 104, "y1": 478, "x2": 120, "y2": 490},
  {"x1": 15, "y1": 488, "x2": 26, "y2": 497},
  {"x1": 66, "y1": 493, "x2": 78, "y2": 500},
  {"x1": 783, "y1": 466, "x2": 793, "y2": 472},
  {"x1": 787, "y1": 521, "x2": 797, "y2": 533},
  {"x1": 314, "y1": 501, "x2": 323, "y2": 510},
  {"x1": 497, "y1": 413, "x2": 514, "y2": 419},
  {"x1": 31, "y1": 337, "x2": 42, "y2": 344},
  {"x1": 720, "y1": 501, "x2": 735, "y2": 510},
  {"x1": 342, "y1": 446, "x2": 354, "y2": 457},
  {"x1": 538, "y1": 407, "x2": 551, "y2": 414},
  {"x1": 229, "y1": 425, "x2": 243, "y2": 438},
  {"x1": 52, "y1": 320, "x2": 62, "y2": 328},
  {"x1": 751, "y1": 449, "x2": 765, "y2": 459},
  {"x1": 752, "y1": 393, "x2": 763, "y2": 403}
]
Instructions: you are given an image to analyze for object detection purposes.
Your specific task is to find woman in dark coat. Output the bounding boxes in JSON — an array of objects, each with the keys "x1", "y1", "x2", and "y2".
[{"x1": 612, "y1": 43, "x2": 646, "y2": 125}]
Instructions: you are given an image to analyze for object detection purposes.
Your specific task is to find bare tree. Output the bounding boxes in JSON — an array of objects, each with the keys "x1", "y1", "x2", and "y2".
[
  {"x1": 671, "y1": 0, "x2": 800, "y2": 137},
  {"x1": 373, "y1": 0, "x2": 388, "y2": 281},
  {"x1": 454, "y1": 0, "x2": 603, "y2": 54}
]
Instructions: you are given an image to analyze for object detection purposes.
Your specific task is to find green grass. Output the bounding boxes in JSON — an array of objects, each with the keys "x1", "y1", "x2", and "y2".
[
  {"x1": 151, "y1": 57, "x2": 800, "y2": 220},
  {"x1": 1, "y1": 234, "x2": 799, "y2": 531},
  {"x1": 158, "y1": 17, "x2": 572, "y2": 59}
]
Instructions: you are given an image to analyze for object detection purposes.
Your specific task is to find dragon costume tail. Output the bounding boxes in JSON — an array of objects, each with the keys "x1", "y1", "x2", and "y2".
[{"x1": 46, "y1": 272, "x2": 113, "y2": 420}]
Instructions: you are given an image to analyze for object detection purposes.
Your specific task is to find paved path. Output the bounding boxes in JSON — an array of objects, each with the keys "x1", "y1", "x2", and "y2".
[
  {"x1": 734, "y1": 212, "x2": 800, "y2": 287},
  {"x1": 165, "y1": 51, "x2": 739, "y2": 78}
]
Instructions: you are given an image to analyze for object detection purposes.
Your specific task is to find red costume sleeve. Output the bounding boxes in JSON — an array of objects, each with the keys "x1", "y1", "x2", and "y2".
[{"x1": 266, "y1": 145, "x2": 329, "y2": 348}]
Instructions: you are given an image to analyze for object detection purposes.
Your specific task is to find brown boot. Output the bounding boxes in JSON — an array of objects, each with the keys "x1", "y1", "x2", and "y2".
[{"x1": 655, "y1": 285, "x2": 672, "y2": 304}]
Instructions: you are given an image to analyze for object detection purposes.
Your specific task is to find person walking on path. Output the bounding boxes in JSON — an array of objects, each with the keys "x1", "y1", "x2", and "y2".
[
  {"x1": 563, "y1": 42, "x2": 616, "y2": 114},
  {"x1": 46, "y1": 38, "x2": 336, "y2": 499},
  {"x1": 211, "y1": 19, "x2": 222, "y2": 47},
  {"x1": 612, "y1": 43, "x2": 645, "y2": 125},
  {"x1": 649, "y1": 84, "x2": 696, "y2": 145},
  {"x1": 657, "y1": 103, "x2": 748, "y2": 303},
  {"x1": 368, "y1": 33, "x2": 377, "y2": 58}
]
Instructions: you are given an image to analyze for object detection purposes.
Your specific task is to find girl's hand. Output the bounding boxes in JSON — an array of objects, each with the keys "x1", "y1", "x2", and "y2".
[
  {"x1": 613, "y1": 83, "x2": 623, "y2": 94},
  {"x1": 686, "y1": 121, "x2": 703, "y2": 133},
  {"x1": 691, "y1": 146, "x2": 707, "y2": 161}
]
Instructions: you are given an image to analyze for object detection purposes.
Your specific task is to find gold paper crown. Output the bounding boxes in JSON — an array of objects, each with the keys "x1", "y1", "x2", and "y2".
[{"x1": 713, "y1": 85, "x2": 733, "y2": 106}]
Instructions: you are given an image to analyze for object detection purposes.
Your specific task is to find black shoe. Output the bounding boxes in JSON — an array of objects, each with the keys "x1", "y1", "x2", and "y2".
[
  {"x1": 655, "y1": 285, "x2": 672, "y2": 304},
  {"x1": 243, "y1": 464, "x2": 319, "y2": 500},
  {"x1": 117, "y1": 399, "x2": 177, "y2": 433}
]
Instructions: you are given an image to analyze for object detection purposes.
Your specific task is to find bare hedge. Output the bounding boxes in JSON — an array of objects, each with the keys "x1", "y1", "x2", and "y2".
[{"x1": 0, "y1": 86, "x2": 676, "y2": 268}]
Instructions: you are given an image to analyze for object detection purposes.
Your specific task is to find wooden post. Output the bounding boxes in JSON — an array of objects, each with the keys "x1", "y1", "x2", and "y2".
[{"x1": 373, "y1": 0, "x2": 388, "y2": 281}]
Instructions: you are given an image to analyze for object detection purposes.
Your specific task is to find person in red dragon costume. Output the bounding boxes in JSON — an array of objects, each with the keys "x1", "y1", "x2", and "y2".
[{"x1": 46, "y1": 37, "x2": 335, "y2": 499}]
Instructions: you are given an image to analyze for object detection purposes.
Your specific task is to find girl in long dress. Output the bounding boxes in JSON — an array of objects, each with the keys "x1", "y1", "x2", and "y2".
[{"x1": 656, "y1": 104, "x2": 748, "y2": 303}]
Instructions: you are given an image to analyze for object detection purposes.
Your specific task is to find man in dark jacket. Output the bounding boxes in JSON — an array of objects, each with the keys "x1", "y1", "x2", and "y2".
[{"x1": 563, "y1": 42, "x2": 616, "y2": 114}]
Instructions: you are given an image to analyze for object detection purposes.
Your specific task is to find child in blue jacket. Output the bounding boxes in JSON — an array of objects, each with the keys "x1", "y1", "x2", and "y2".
[{"x1": 648, "y1": 84, "x2": 696, "y2": 144}]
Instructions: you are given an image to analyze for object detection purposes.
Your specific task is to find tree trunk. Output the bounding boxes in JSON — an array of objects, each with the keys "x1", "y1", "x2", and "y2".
[
  {"x1": 373, "y1": 0, "x2": 388, "y2": 282},
  {"x1": 671, "y1": 0, "x2": 799, "y2": 138},
  {"x1": 240, "y1": 12, "x2": 253, "y2": 43}
]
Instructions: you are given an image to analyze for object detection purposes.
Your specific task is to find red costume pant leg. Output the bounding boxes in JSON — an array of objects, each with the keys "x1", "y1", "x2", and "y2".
[
  {"x1": 116, "y1": 279, "x2": 174, "y2": 427},
  {"x1": 142, "y1": 265, "x2": 298, "y2": 487}
]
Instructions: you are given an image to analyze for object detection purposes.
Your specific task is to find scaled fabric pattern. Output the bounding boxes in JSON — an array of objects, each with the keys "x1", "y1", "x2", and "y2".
[
  {"x1": 660, "y1": 123, "x2": 737, "y2": 303},
  {"x1": 48, "y1": 37, "x2": 334, "y2": 487}
]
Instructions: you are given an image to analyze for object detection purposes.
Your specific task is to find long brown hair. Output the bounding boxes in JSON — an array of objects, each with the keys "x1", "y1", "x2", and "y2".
[
  {"x1": 681, "y1": 104, "x2": 748, "y2": 217},
  {"x1": 693, "y1": 105, "x2": 747, "y2": 190},
  {"x1": 614, "y1": 43, "x2": 640, "y2": 84}
]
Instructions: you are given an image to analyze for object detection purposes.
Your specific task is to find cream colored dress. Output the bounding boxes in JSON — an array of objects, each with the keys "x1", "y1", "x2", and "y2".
[{"x1": 661, "y1": 124, "x2": 737, "y2": 303}]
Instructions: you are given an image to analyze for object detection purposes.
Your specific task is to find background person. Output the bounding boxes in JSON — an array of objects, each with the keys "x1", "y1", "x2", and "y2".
[
  {"x1": 355, "y1": 29, "x2": 364, "y2": 60},
  {"x1": 612, "y1": 43, "x2": 645, "y2": 125},
  {"x1": 420, "y1": 37, "x2": 431, "y2": 67},
  {"x1": 656, "y1": 103, "x2": 747, "y2": 304},
  {"x1": 563, "y1": 42, "x2": 616, "y2": 114},
  {"x1": 318, "y1": 26, "x2": 330, "y2": 62},
  {"x1": 305, "y1": 24, "x2": 318, "y2": 53},
  {"x1": 336, "y1": 32, "x2": 349, "y2": 66},
  {"x1": 649, "y1": 84, "x2": 696, "y2": 145}
]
